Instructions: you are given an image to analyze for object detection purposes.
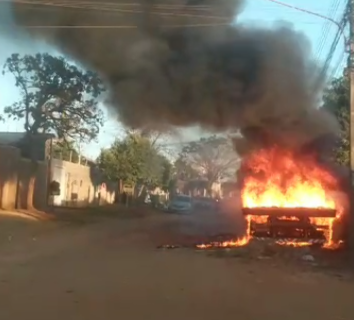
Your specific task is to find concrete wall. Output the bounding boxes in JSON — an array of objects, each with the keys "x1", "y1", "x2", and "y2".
[
  {"x1": 0, "y1": 145, "x2": 48, "y2": 210},
  {"x1": 0, "y1": 146, "x2": 20, "y2": 210},
  {"x1": 18, "y1": 158, "x2": 48, "y2": 210},
  {"x1": 180, "y1": 179, "x2": 222, "y2": 198},
  {"x1": 0, "y1": 146, "x2": 116, "y2": 210},
  {"x1": 50, "y1": 159, "x2": 116, "y2": 207}
]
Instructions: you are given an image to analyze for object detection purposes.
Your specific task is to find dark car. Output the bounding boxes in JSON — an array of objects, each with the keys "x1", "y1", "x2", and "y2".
[
  {"x1": 193, "y1": 196, "x2": 219, "y2": 211},
  {"x1": 166, "y1": 195, "x2": 193, "y2": 214}
]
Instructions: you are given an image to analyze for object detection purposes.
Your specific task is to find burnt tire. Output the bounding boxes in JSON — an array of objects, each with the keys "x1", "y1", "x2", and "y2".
[{"x1": 331, "y1": 217, "x2": 346, "y2": 243}]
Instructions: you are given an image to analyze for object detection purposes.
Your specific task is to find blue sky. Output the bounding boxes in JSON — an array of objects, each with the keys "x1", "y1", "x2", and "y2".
[{"x1": 0, "y1": 0, "x2": 348, "y2": 159}]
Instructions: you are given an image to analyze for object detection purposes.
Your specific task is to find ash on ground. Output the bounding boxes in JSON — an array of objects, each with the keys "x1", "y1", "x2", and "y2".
[{"x1": 157, "y1": 237, "x2": 353, "y2": 280}]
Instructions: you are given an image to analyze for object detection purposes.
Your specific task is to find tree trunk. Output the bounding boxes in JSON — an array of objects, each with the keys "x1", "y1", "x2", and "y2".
[
  {"x1": 119, "y1": 179, "x2": 123, "y2": 193},
  {"x1": 206, "y1": 181, "x2": 214, "y2": 197}
]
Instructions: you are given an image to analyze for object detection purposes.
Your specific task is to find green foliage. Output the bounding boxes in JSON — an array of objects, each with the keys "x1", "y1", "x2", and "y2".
[
  {"x1": 180, "y1": 135, "x2": 239, "y2": 188},
  {"x1": 97, "y1": 133, "x2": 171, "y2": 187},
  {"x1": 322, "y1": 76, "x2": 349, "y2": 165},
  {"x1": 52, "y1": 140, "x2": 80, "y2": 163},
  {"x1": 159, "y1": 155, "x2": 174, "y2": 191},
  {"x1": 3, "y1": 53, "x2": 105, "y2": 141},
  {"x1": 174, "y1": 156, "x2": 200, "y2": 181}
]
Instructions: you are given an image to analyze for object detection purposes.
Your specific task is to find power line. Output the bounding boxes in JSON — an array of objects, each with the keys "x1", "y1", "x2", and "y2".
[
  {"x1": 260, "y1": 0, "x2": 345, "y2": 29},
  {"x1": 260, "y1": 0, "x2": 348, "y2": 45},
  {"x1": 330, "y1": 48, "x2": 347, "y2": 77},
  {"x1": 319, "y1": 3, "x2": 349, "y2": 81},
  {"x1": 260, "y1": 0, "x2": 349, "y2": 81},
  {"x1": 6, "y1": 0, "x2": 231, "y2": 28},
  {"x1": 315, "y1": 0, "x2": 341, "y2": 63},
  {"x1": 24, "y1": 23, "x2": 229, "y2": 29}
]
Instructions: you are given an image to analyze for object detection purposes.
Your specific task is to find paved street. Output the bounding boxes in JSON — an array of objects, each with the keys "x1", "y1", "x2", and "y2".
[{"x1": 0, "y1": 207, "x2": 353, "y2": 320}]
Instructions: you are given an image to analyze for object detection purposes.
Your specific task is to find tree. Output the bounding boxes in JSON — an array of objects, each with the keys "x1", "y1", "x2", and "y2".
[
  {"x1": 52, "y1": 140, "x2": 80, "y2": 163},
  {"x1": 159, "y1": 155, "x2": 174, "y2": 191},
  {"x1": 98, "y1": 133, "x2": 169, "y2": 189},
  {"x1": 127, "y1": 127, "x2": 177, "y2": 157},
  {"x1": 3, "y1": 53, "x2": 105, "y2": 141},
  {"x1": 173, "y1": 156, "x2": 200, "y2": 181},
  {"x1": 322, "y1": 76, "x2": 349, "y2": 165},
  {"x1": 2, "y1": 53, "x2": 105, "y2": 210},
  {"x1": 139, "y1": 129, "x2": 165, "y2": 148},
  {"x1": 180, "y1": 135, "x2": 239, "y2": 194}
]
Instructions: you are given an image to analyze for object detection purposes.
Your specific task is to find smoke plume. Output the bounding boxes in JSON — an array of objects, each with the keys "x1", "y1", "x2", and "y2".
[{"x1": 9, "y1": 0, "x2": 339, "y2": 154}]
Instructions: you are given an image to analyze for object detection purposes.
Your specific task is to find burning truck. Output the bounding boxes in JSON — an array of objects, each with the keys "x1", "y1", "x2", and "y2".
[
  {"x1": 237, "y1": 142, "x2": 350, "y2": 248},
  {"x1": 195, "y1": 135, "x2": 350, "y2": 251}
]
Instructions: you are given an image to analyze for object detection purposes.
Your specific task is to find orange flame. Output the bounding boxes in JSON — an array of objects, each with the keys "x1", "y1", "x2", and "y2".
[
  {"x1": 275, "y1": 240, "x2": 313, "y2": 247},
  {"x1": 196, "y1": 217, "x2": 252, "y2": 249},
  {"x1": 240, "y1": 147, "x2": 342, "y2": 247},
  {"x1": 196, "y1": 236, "x2": 249, "y2": 249},
  {"x1": 241, "y1": 148, "x2": 338, "y2": 209},
  {"x1": 194, "y1": 148, "x2": 345, "y2": 250}
]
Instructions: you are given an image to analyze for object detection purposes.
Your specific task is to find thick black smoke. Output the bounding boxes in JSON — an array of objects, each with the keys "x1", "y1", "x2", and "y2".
[{"x1": 9, "y1": 0, "x2": 339, "y2": 154}]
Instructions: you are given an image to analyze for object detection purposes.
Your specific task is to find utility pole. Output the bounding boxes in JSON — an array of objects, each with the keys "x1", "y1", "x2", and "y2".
[
  {"x1": 77, "y1": 139, "x2": 82, "y2": 165},
  {"x1": 349, "y1": 0, "x2": 354, "y2": 252}
]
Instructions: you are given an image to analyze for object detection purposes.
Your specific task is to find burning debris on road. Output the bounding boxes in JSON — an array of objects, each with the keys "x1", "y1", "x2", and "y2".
[
  {"x1": 157, "y1": 232, "x2": 344, "y2": 252},
  {"x1": 195, "y1": 236, "x2": 249, "y2": 249}
]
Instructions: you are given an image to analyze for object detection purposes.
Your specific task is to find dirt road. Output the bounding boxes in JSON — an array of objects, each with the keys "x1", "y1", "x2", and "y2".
[{"x1": 0, "y1": 208, "x2": 353, "y2": 320}]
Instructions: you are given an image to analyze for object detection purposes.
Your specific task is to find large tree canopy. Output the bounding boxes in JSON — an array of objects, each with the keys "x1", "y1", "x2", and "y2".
[
  {"x1": 97, "y1": 133, "x2": 171, "y2": 188},
  {"x1": 322, "y1": 76, "x2": 349, "y2": 165},
  {"x1": 180, "y1": 135, "x2": 239, "y2": 191},
  {"x1": 173, "y1": 156, "x2": 200, "y2": 181},
  {"x1": 3, "y1": 53, "x2": 105, "y2": 142}
]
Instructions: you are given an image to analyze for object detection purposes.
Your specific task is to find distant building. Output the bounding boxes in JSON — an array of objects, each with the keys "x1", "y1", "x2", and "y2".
[{"x1": 174, "y1": 179, "x2": 222, "y2": 197}]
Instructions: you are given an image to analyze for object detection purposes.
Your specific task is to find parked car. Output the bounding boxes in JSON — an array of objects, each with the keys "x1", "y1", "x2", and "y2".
[
  {"x1": 193, "y1": 196, "x2": 219, "y2": 211},
  {"x1": 166, "y1": 195, "x2": 193, "y2": 214}
]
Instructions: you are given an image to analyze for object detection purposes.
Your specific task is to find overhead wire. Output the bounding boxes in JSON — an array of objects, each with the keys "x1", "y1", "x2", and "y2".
[
  {"x1": 5, "y1": 0, "x2": 231, "y2": 28},
  {"x1": 330, "y1": 48, "x2": 347, "y2": 78},
  {"x1": 329, "y1": 2, "x2": 350, "y2": 79},
  {"x1": 314, "y1": 0, "x2": 341, "y2": 65},
  {"x1": 260, "y1": 0, "x2": 349, "y2": 83},
  {"x1": 260, "y1": 0, "x2": 344, "y2": 29},
  {"x1": 319, "y1": 1, "x2": 349, "y2": 82}
]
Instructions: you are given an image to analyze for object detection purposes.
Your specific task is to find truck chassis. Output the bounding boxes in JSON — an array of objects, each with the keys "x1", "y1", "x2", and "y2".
[{"x1": 242, "y1": 207, "x2": 336, "y2": 243}]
